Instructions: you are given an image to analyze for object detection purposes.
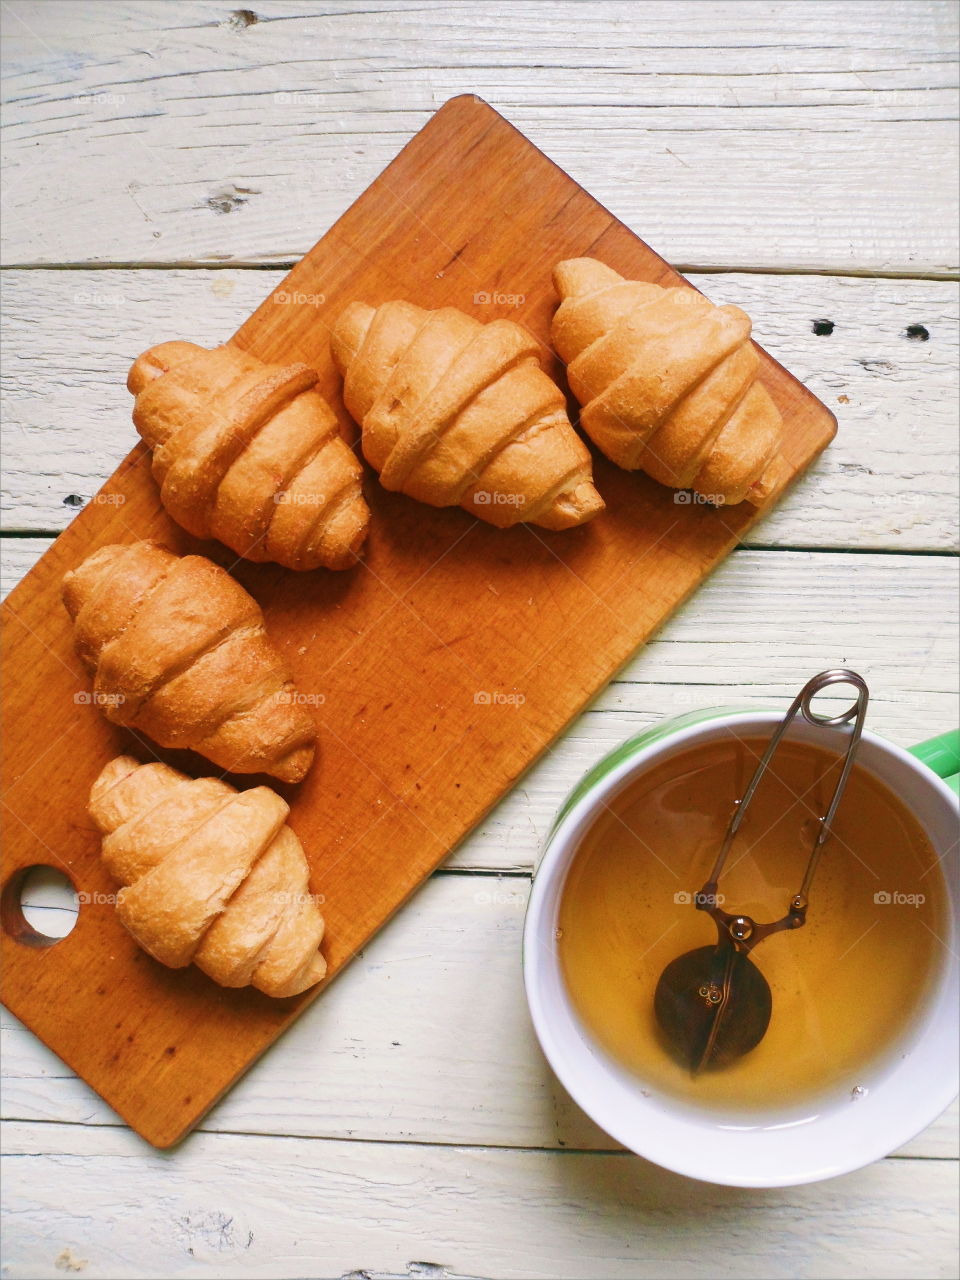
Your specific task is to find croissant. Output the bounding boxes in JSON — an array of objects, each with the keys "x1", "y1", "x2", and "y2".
[
  {"x1": 331, "y1": 300, "x2": 604, "y2": 529},
  {"x1": 551, "y1": 258, "x2": 789, "y2": 505},
  {"x1": 89, "y1": 756, "x2": 327, "y2": 997},
  {"x1": 62, "y1": 541, "x2": 316, "y2": 783},
  {"x1": 127, "y1": 340, "x2": 370, "y2": 570}
]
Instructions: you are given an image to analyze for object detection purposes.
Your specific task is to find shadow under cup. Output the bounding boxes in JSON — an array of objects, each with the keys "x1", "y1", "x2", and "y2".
[{"x1": 523, "y1": 712, "x2": 960, "y2": 1187}]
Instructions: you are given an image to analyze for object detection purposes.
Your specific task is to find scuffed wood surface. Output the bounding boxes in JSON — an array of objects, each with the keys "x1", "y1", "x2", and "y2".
[
  {"x1": 3, "y1": 1122, "x2": 957, "y2": 1280},
  {"x1": 1, "y1": 1, "x2": 957, "y2": 273},
  {"x1": 1, "y1": 269, "x2": 956, "y2": 549}
]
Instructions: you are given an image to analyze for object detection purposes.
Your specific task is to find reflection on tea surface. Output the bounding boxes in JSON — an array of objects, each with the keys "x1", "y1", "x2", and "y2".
[{"x1": 558, "y1": 736, "x2": 949, "y2": 1117}]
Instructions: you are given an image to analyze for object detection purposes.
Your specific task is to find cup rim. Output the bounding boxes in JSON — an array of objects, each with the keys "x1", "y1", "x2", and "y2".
[{"x1": 523, "y1": 709, "x2": 960, "y2": 1187}]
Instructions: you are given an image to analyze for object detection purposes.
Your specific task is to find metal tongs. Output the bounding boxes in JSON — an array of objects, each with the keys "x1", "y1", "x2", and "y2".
[{"x1": 654, "y1": 669, "x2": 869, "y2": 1074}]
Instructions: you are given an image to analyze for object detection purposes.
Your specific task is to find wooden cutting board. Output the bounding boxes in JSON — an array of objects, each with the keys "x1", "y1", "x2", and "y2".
[{"x1": 0, "y1": 95, "x2": 836, "y2": 1147}]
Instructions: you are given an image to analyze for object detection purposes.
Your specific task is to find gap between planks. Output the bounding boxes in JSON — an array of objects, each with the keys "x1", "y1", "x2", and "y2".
[
  {"x1": 0, "y1": 1115, "x2": 954, "y2": 1164},
  {"x1": 2, "y1": 263, "x2": 958, "y2": 282},
  {"x1": 3, "y1": 535, "x2": 956, "y2": 563}
]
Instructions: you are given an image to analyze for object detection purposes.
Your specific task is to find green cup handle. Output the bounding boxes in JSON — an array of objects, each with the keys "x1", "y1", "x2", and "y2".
[{"x1": 908, "y1": 728, "x2": 960, "y2": 796}]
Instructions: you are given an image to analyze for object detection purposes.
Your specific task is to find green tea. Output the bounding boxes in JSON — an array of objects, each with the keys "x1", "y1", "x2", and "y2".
[{"x1": 558, "y1": 735, "x2": 950, "y2": 1117}]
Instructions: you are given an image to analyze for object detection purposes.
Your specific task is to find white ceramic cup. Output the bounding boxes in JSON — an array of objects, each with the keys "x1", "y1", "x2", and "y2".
[{"x1": 523, "y1": 708, "x2": 960, "y2": 1187}]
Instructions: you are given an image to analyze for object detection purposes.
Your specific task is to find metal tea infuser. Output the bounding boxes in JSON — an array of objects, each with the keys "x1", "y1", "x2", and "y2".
[{"x1": 654, "y1": 669, "x2": 869, "y2": 1074}]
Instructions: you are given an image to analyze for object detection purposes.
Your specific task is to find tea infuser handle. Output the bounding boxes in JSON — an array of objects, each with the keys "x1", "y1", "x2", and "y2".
[
  {"x1": 697, "y1": 669, "x2": 869, "y2": 934},
  {"x1": 800, "y1": 670, "x2": 869, "y2": 843},
  {"x1": 797, "y1": 668, "x2": 869, "y2": 729},
  {"x1": 795, "y1": 669, "x2": 869, "y2": 900}
]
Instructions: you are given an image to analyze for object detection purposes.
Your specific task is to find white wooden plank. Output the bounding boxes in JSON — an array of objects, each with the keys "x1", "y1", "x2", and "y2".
[
  {"x1": 3, "y1": 536, "x2": 957, "y2": 876},
  {"x1": 1, "y1": 269, "x2": 957, "y2": 550},
  {"x1": 2, "y1": 868, "x2": 957, "y2": 1161},
  {"x1": 1, "y1": 1, "x2": 957, "y2": 272},
  {"x1": 2, "y1": 1121, "x2": 957, "y2": 1280}
]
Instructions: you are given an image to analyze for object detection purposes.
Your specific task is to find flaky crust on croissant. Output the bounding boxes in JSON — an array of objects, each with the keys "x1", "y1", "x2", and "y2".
[
  {"x1": 63, "y1": 541, "x2": 316, "y2": 783},
  {"x1": 128, "y1": 341, "x2": 370, "y2": 571},
  {"x1": 89, "y1": 756, "x2": 327, "y2": 997},
  {"x1": 331, "y1": 300, "x2": 604, "y2": 530},
  {"x1": 551, "y1": 259, "x2": 789, "y2": 506}
]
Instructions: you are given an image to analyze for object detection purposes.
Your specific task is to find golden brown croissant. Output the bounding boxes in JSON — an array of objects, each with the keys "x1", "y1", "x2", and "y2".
[
  {"x1": 331, "y1": 300, "x2": 604, "y2": 529},
  {"x1": 128, "y1": 340, "x2": 370, "y2": 570},
  {"x1": 63, "y1": 541, "x2": 316, "y2": 783},
  {"x1": 551, "y1": 258, "x2": 789, "y2": 505},
  {"x1": 89, "y1": 756, "x2": 327, "y2": 997}
]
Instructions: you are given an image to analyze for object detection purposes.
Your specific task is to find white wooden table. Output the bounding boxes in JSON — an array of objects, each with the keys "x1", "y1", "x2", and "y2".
[{"x1": 2, "y1": 3, "x2": 958, "y2": 1277}]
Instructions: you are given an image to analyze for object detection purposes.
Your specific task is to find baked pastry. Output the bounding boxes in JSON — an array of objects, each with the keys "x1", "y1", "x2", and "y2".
[
  {"x1": 63, "y1": 541, "x2": 316, "y2": 783},
  {"x1": 89, "y1": 756, "x2": 327, "y2": 997},
  {"x1": 551, "y1": 258, "x2": 788, "y2": 505},
  {"x1": 128, "y1": 340, "x2": 370, "y2": 570},
  {"x1": 331, "y1": 300, "x2": 603, "y2": 529}
]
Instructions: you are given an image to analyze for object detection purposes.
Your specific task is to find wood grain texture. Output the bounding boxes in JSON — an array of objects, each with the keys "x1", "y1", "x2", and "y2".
[
  {"x1": 3, "y1": 1122, "x2": 957, "y2": 1280},
  {"x1": 2, "y1": 269, "x2": 956, "y2": 549},
  {"x1": 0, "y1": 94, "x2": 837, "y2": 1147},
  {"x1": 1, "y1": 1, "x2": 957, "y2": 272}
]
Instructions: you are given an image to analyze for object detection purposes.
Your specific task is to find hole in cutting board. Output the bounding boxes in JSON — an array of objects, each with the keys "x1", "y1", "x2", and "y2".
[{"x1": 1, "y1": 866, "x2": 79, "y2": 947}]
